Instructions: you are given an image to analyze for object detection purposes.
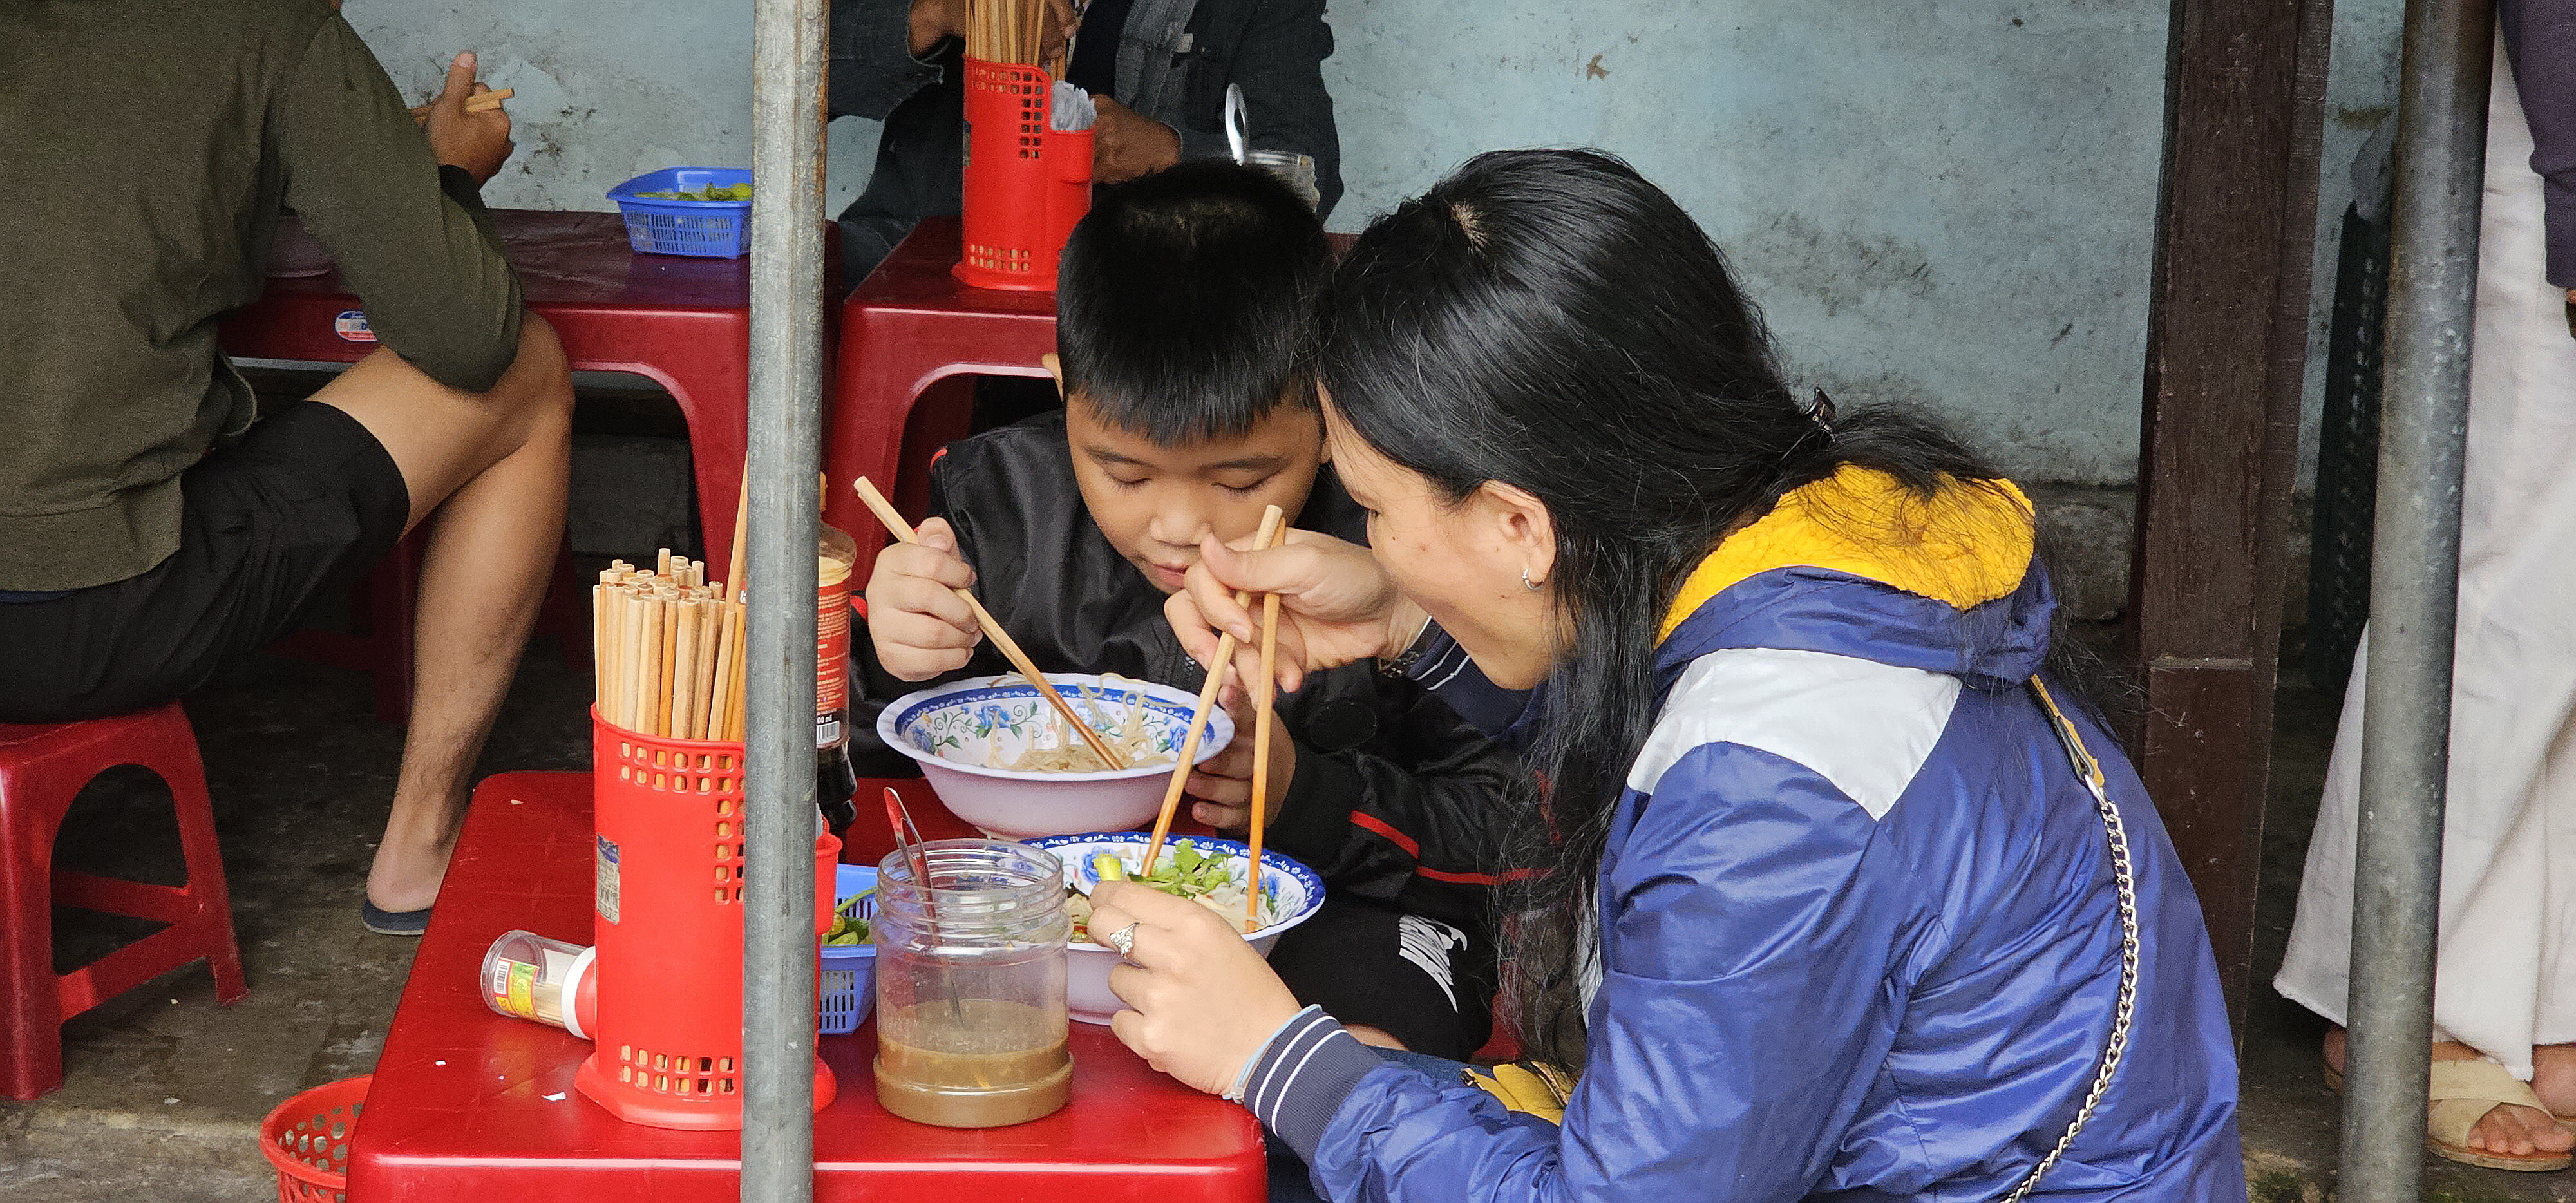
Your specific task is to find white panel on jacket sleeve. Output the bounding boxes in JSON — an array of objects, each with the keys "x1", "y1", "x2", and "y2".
[{"x1": 1625, "y1": 647, "x2": 1962, "y2": 819}]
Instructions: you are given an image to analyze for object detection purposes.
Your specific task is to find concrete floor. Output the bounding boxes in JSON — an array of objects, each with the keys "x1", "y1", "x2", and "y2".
[{"x1": 1, "y1": 641, "x2": 2568, "y2": 1201}]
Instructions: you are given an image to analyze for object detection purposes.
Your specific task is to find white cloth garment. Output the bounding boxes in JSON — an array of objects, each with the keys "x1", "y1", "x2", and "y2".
[{"x1": 2277, "y1": 43, "x2": 2576, "y2": 1081}]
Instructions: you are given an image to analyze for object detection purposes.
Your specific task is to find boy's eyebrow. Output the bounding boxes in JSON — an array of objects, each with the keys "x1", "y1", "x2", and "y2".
[
  {"x1": 1080, "y1": 443, "x2": 1289, "y2": 474},
  {"x1": 1079, "y1": 444, "x2": 1153, "y2": 468},
  {"x1": 1200, "y1": 453, "x2": 1290, "y2": 473}
]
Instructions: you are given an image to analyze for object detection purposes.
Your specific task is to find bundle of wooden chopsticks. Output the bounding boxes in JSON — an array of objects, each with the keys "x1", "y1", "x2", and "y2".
[
  {"x1": 1142, "y1": 505, "x2": 1291, "y2": 925},
  {"x1": 964, "y1": 0, "x2": 1063, "y2": 74},
  {"x1": 593, "y1": 550, "x2": 748, "y2": 741}
]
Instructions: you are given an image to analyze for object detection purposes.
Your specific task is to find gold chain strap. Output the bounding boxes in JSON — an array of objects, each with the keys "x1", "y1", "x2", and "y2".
[{"x1": 2005, "y1": 680, "x2": 2143, "y2": 1202}]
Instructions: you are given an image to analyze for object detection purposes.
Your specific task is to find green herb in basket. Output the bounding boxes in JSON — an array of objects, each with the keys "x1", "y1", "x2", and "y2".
[
  {"x1": 636, "y1": 182, "x2": 753, "y2": 202},
  {"x1": 826, "y1": 889, "x2": 872, "y2": 946}
]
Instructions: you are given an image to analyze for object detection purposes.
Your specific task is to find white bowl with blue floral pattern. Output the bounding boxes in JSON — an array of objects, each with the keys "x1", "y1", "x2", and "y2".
[
  {"x1": 1029, "y1": 832, "x2": 1325, "y2": 1024},
  {"x1": 876, "y1": 674, "x2": 1235, "y2": 840}
]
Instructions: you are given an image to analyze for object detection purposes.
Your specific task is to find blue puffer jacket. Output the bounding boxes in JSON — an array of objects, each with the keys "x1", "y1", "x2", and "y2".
[{"x1": 1240, "y1": 467, "x2": 2245, "y2": 1202}]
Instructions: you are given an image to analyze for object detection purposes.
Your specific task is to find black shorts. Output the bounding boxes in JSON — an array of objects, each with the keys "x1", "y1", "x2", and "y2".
[
  {"x1": 1266, "y1": 895, "x2": 1499, "y2": 1061},
  {"x1": 0, "y1": 402, "x2": 409, "y2": 722}
]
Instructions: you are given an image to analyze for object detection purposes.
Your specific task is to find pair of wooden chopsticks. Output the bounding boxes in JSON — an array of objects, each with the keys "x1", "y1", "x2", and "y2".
[
  {"x1": 1139, "y1": 507, "x2": 1291, "y2": 928},
  {"x1": 851, "y1": 477, "x2": 1128, "y2": 772},
  {"x1": 408, "y1": 88, "x2": 513, "y2": 128}
]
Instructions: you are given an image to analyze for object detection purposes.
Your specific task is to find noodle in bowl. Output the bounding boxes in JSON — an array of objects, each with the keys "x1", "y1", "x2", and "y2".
[
  {"x1": 1029, "y1": 832, "x2": 1325, "y2": 1025},
  {"x1": 878, "y1": 674, "x2": 1235, "y2": 840}
]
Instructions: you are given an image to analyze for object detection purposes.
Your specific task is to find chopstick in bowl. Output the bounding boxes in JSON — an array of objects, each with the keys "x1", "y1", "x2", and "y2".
[
  {"x1": 1246, "y1": 565, "x2": 1285, "y2": 925},
  {"x1": 852, "y1": 475, "x2": 1130, "y2": 772}
]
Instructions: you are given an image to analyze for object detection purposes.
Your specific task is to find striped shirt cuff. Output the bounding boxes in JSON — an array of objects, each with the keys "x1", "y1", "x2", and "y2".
[{"x1": 1240, "y1": 1007, "x2": 1385, "y2": 1164}]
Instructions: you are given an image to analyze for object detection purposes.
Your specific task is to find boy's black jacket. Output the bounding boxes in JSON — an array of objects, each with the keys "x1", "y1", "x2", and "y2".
[{"x1": 851, "y1": 413, "x2": 1525, "y2": 933}]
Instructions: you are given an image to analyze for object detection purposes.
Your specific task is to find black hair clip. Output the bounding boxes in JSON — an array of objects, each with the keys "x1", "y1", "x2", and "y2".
[{"x1": 1808, "y1": 388, "x2": 1837, "y2": 441}]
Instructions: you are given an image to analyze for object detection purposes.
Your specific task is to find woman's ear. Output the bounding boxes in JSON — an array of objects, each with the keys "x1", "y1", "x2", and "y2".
[{"x1": 1479, "y1": 480, "x2": 1557, "y2": 588}]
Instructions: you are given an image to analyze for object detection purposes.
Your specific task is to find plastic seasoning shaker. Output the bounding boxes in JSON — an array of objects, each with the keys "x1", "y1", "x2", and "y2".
[{"x1": 482, "y1": 930, "x2": 599, "y2": 1039}]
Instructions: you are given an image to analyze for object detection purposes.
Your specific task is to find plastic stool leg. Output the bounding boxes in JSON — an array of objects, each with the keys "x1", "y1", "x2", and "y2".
[
  {"x1": 0, "y1": 772, "x2": 66, "y2": 1100},
  {"x1": 368, "y1": 534, "x2": 425, "y2": 726},
  {"x1": 146, "y1": 715, "x2": 246, "y2": 1005},
  {"x1": 542, "y1": 540, "x2": 591, "y2": 674}
]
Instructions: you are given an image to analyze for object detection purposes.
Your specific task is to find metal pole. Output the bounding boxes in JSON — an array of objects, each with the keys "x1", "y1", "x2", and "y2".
[
  {"x1": 743, "y1": 0, "x2": 828, "y2": 1195},
  {"x1": 2340, "y1": 0, "x2": 2490, "y2": 1198}
]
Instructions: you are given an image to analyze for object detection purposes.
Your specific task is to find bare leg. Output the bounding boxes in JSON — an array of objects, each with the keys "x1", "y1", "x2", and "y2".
[
  {"x1": 306, "y1": 316, "x2": 575, "y2": 913},
  {"x1": 2528, "y1": 1043, "x2": 2576, "y2": 1116}
]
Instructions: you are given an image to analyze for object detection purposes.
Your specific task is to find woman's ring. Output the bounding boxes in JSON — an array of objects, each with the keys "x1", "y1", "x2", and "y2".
[{"x1": 1105, "y1": 922, "x2": 1141, "y2": 957}]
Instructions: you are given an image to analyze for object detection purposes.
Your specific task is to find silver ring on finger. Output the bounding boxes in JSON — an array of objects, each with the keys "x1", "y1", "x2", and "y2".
[{"x1": 1105, "y1": 922, "x2": 1141, "y2": 958}]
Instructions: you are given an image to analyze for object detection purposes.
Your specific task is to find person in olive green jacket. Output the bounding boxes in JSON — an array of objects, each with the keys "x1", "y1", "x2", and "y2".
[{"x1": 0, "y1": 1, "x2": 573, "y2": 937}]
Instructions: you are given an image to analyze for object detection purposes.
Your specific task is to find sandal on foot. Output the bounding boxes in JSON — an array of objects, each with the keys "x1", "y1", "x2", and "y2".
[
  {"x1": 2427, "y1": 1058, "x2": 2575, "y2": 1171},
  {"x1": 361, "y1": 898, "x2": 432, "y2": 937},
  {"x1": 2326, "y1": 1057, "x2": 2576, "y2": 1124}
]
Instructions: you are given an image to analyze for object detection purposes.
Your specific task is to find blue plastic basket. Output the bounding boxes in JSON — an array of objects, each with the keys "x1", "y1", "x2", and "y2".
[
  {"x1": 607, "y1": 167, "x2": 753, "y2": 259},
  {"x1": 819, "y1": 864, "x2": 878, "y2": 1035}
]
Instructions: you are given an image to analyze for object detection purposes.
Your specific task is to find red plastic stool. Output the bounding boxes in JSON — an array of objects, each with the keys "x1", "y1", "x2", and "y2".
[{"x1": 0, "y1": 704, "x2": 247, "y2": 1099}]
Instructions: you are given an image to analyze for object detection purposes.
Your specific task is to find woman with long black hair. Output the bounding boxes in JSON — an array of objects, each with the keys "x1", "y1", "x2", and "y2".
[{"x1": 1077, "y1": 149, "x2": 2247, "y2": 1200}]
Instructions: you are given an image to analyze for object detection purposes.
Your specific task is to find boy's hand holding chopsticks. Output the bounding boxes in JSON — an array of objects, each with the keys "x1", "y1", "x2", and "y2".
[
  {"x1": 864, "y1": 516, "x2": 985, "y2": 682},
  {"x1": 853, "y1": 477, "x2": 1129, "y2": 771}
]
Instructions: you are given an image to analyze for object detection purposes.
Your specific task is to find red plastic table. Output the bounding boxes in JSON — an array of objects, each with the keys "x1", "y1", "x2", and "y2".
[
  {"x1": 349, "y1": 770, "x2": 1264, "y2": 1202},
  {"x1": 222, "y1": 211, "x2": 760, "y2": 583}
]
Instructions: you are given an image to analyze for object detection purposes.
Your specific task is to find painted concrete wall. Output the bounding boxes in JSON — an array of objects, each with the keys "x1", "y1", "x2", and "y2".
[{"x1": 345, "y1": 0, "x2": 2404, "y2": 490}]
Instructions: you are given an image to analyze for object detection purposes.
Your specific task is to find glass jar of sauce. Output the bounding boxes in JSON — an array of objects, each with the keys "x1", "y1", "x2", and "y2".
[{"x1": 873, "y1": 840, "x2": 1071, "y2": 1128}]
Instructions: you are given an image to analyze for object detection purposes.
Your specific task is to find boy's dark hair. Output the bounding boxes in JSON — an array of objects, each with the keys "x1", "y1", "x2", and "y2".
[{"x1": 1056, "y1": 160, "x2": 1331, "y2": 444}]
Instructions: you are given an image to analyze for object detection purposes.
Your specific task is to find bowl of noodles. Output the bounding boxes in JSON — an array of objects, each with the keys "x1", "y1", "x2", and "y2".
[
  {"x1": 1028, "y1": 832, "x2": 1324, "y2": 1024},
  {"x1": 876, "y1": 673, "x2": 1235, "y2": 840}
]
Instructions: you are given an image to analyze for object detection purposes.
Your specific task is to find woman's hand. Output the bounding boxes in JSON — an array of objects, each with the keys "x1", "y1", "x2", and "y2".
[
  {"x1": 1087, "y1": 880, "x2": 1304, "y2": 1096},
  {"x1": 1165, "y1": 529, "x2": 1426, "y2": 694}
]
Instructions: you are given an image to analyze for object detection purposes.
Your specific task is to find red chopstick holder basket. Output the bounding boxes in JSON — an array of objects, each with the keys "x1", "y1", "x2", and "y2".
[
  {"x1": 576, "y1": 709, "x2": 841, "y2": 1130},
  {"x1": 954, "y1": 57, "x2": 1095, "y2": 292}
]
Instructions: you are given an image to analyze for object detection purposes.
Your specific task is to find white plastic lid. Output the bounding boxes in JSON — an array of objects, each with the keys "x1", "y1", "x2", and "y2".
[{"x1": 560, "y1": 945, "x2": 599, "y2": 1041}]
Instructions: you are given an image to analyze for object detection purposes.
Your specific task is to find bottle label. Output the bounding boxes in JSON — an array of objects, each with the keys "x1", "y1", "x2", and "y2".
[
  {"x1": 594, "y1": 836, "x2": 622, "y2": 925},
  {"x1": 815, "y1": 572, "x2": 851, "y2": 749},
  {"x1": 493, "y1": 960, "x2": 540, "y2": 1021}
]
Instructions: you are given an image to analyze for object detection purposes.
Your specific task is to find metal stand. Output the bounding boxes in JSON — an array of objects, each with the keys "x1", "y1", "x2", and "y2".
[
  {"x1": 2339, "y1": 0, "x2": 2493, "y2": 1198},
  {"x1": 743, "y1": 0, "x2": 829, "y2": 1197}
]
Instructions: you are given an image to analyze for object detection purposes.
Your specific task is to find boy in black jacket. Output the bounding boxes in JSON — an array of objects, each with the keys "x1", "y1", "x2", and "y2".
[{"x1": 853, "y1": 162, "x2": 1519, "y2": 1058}]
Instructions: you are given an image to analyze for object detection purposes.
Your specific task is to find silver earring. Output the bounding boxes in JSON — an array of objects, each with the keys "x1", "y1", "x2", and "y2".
[{"x1": 1521, "y1": 569, "x2": 1542, "y2": 591}]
